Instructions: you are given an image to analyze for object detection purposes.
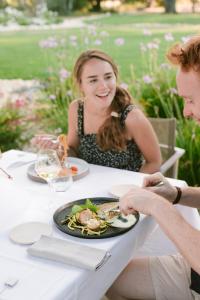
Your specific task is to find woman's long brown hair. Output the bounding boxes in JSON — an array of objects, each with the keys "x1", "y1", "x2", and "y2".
[{"x1": 73, "y1": 49, "x2": 134, "y2": 151}]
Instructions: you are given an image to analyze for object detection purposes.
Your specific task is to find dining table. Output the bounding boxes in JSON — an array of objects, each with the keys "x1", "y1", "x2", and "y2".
[{"x1": 0, "y1": 149, "x2": 200, "y2": 300}]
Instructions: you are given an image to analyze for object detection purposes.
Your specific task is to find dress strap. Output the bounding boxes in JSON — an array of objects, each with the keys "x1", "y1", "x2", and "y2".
[
  {"x1": 77, "y1": 100, "x2": 84, "y2": 137},
  {"x1": 120, "y1": 104, "x2": 137, "y2": 127}
]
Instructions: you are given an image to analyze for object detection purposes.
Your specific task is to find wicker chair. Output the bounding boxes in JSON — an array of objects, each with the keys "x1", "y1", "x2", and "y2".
[{"x1": 149, "y1": 117, "x2": 185, "y2": 178}]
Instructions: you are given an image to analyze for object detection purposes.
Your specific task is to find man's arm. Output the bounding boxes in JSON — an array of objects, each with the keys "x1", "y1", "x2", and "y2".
[
  {"x1": 153, "y1": 199, "x2": 200, "y2": 274},
  {"x1": 180, "y1": 187, "x2": 200, "y2": 208},
  {"x1": 143, "y1": 172, "x2": 200, "y2": 208},
  {"x1": 120, "y1": 186, "x2": 200, "y2": 275}
]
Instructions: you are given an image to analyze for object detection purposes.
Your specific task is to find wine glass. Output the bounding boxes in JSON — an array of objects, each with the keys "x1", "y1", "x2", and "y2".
[{"x1": 35, "y1": 149, "x2": 61, "y2": 188}]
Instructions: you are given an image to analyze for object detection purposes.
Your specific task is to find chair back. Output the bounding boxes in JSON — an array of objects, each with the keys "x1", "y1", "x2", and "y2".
[{"x1": 149, "y1": 117, "x2": 177, "y2": 177}]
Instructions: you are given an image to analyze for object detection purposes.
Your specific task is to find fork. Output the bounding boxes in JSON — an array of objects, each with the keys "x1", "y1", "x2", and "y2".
[{"x1": 0, "y1": 167, "x2": 13, "y2": 180}]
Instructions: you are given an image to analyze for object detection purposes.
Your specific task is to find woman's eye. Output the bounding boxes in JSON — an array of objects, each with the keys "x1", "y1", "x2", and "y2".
[
  {"x1": 105, "y1": 75, "x2": 112, "y2": 80},
  {"x1": 89, "y1": 79, "x2": 97, "y2": 83}
]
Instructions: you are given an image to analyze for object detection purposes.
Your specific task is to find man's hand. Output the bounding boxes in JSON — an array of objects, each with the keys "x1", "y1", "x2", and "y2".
[
  {"x1": 119, "y1": 186, "x2": 165, "y2": 216},
  {"x1": 143, "y1": 172, "x2": 178, "y2": 203}
]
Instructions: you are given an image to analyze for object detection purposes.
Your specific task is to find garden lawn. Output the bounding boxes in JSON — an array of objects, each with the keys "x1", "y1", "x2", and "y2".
[{"x1": 0, "y1": 13, "x2": 200, "y2": 80}]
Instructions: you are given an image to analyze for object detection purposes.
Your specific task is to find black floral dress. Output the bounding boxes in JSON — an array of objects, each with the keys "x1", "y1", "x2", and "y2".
[{"x1": 77, "y1": 101, "x2": 143, "y2": 171}]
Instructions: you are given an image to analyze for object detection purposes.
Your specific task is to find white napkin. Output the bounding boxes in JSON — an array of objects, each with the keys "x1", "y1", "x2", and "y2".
[{"x1": 27, "y1": 235, "x2": 111, "y2": 271}]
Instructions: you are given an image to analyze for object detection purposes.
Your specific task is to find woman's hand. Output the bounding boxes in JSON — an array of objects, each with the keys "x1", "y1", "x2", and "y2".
[
  {"x1": 143, "y1": 172, "x2": 177, "y2": 203},
  {"x1": 31, "y1": 134, "x2": 58, "y2": 150}
]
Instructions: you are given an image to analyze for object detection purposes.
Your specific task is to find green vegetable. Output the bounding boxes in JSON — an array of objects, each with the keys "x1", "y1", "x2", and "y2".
[{"x1": 70, "y1": 199, "x2": 99, "y2": 215}]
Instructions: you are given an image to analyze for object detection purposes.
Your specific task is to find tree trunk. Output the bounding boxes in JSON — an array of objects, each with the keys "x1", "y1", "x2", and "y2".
[
  {"x1": 191, "y1": 0, "x2": 197, "y2": 13},
  {"x1": 164, "y1": 0, "x2": 176, "y2": 13},
  {"x1": 93, "y1": 0, "x2": 101, "y2": 12}
]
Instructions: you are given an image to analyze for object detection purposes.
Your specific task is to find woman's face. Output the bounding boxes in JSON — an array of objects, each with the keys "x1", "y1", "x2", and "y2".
[{"x1": 79, "y1": 58, "x2": 117, "y2": 110}]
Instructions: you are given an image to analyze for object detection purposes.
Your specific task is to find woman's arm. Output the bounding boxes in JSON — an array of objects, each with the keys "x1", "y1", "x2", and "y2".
[
  {"x1": 125, "y1": 109, "x2": 162, "y2": 174},
  {"x1": 67, "y1": 100, "x2": 80, "y2": 157}
]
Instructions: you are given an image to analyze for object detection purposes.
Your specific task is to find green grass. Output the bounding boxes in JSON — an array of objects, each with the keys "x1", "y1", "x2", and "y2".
[
  {"x1": 0, "y1": 13, "x2": 200, "y2": 80},
  {"x1": 86, "y1": 12, "x2": 200, "y2": 25}
]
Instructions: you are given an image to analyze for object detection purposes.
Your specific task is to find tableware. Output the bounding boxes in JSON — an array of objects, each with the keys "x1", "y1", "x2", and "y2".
[
  {"x1": 109, "y1": 184, "x2": 137, "y2": 198},
  {"x1": 9, "y1": 222, "x2": 52, "y2": 245},
  {"x1": 27, "y1": 157, "x2": 89, "y2": 183},
  {"x1": 0, "y1": 148, "x2": 13, "y2": 179},
  {"x1": 0, "y1": 277, "x2": 19, "y2": 296},
  {"x1": 51, "y1": 174, "x2": 73, "y2": 192},
  {"x1": 53, "y1": 197, "x2": 139, "y2": 239},
  {"x1": 35, "y1": 149, "x2": 61, "y2": 186}
]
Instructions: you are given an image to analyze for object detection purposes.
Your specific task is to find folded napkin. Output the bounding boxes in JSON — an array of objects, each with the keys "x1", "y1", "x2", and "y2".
[{"x1": 27, "y1": 235, "x2": 111, "y2": 271}]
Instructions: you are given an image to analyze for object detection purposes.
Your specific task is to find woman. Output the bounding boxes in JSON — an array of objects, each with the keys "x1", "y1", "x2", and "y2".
[{"x1": 67, "y1": 49, "x2": 161, "y2": 173}]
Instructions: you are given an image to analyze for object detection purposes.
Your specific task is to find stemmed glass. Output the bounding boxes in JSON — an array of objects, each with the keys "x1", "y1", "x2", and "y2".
[{"x1": 35, "y1": 149, "x2": 61, "y2": 188}]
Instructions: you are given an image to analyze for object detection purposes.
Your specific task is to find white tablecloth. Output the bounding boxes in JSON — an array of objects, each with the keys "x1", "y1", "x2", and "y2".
[{"x1": 0, "y1": 150, "x2": 200, "y2": 300}]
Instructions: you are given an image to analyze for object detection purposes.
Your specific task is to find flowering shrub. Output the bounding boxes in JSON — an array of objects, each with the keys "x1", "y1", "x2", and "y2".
[
  {"x1": 128, "y1": 33, "x2": 200, "y2": 185},
  {"x1": 0, "y1": 99, "x2": 34, "y2": 151},
  {"x1": 0, "y1": 5, "x2": 61, "y2": 26}
]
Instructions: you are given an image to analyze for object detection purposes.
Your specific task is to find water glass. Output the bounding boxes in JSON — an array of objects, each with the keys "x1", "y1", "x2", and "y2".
[{"x1": 51, "y1": 173, "x2": 73, "y2": 192}]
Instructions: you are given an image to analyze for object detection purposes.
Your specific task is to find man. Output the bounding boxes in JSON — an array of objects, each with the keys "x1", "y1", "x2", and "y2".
[{"x1": 107, "y1": 36, "x2": 200, "y2": 300}]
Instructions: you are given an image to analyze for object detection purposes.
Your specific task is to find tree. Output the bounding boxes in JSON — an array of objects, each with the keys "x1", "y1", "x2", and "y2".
[
  {"x1": 90, "y1": 0, "x2": 102, "y2": 12},
  {"x1": 164, "y1": 0, "x2": 176, "y2": 13}
]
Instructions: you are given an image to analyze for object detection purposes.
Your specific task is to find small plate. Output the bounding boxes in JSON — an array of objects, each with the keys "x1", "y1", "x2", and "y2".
[
  {"x1": 53, "y1": 197, "x2": 139, "y2": 239},
  {"x1": 109, "y1": 184, "x2": 137, "y2": 198},
  {"x1": 9, "y1": 222, "x2": 52, "y2": 245},
  {"x1": 27, "y1": 157, "x2": 89, "y2": 183}
]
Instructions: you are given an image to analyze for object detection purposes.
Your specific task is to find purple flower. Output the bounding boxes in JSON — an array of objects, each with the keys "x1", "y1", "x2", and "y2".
[
  {"x1": 143, "y1": 75, "x2": 153, "y2": 84},
  {"x1": 120, "y1": 82, "x2": 128, "y2": 90},
  {"x1": 59, "y1": 68, "x2": 71, "y2": 81},
  {"x1": 94, "y1": 39, "x2": 102, "y2": 46},
  {"x1": 143, "y1": 29, "x2": 152, "y2": 36},
  {"x1": 168, "y1": 88, "x2": 178, "y2": 95},
  {"x1": 39, "y1": 37, "x2": 58, "y2": 48},
  {"x1": 115, "y1": 38, "x2": 125, "y2": 46},
  {"x1": 160, "y1": 63, "x2": 171, "y2": 70},
  {"x1": 49, "y1": 94, "x2": 56, "y2": 100},
  {"x1": 164, "y1": 33, "x2": 174, "y2": 42},
  {"x1": 147, "y1": 42, "x2": 159, "y2": 49},
  {"x1": 181, "y1": 36, "x2": 191, "y2": 43}
]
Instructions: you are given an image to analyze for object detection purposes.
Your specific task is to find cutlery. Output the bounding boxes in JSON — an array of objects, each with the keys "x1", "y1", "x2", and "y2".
[
  {"x1": 101, "y1": 207, "x2": 128, "y2": 223},
  {"x1": 0, "y1": 277, "x2": 18, "y2": 295},
  {"x1": 0, "y1": 167, "x2": 13, "y2": 180},
  {"x1": 155, "y1": 181, "x2": 164, "y2": 187}
]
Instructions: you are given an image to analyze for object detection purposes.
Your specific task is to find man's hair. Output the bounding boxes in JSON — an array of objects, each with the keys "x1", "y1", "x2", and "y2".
[{"x1": 167, "y1": 36, "x2": 200, "y2": 72}]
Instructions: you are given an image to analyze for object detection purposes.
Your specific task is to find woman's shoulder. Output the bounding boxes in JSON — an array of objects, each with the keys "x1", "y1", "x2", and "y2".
[
  {"x1": 125, "y1": 106, "x2": 148, "y2": 126},
  {"x1": 69, "y1": 99, "x2": 83, "y2": 110}
]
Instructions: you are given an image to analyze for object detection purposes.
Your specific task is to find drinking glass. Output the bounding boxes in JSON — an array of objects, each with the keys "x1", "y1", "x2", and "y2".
[{"x1": 35, "y1": 149, "x2": 61, "y2": 188}]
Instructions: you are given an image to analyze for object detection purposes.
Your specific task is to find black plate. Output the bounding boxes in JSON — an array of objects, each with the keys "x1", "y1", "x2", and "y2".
[{"x1": 53, "y1": 197, "x2": 140, "y2": 239}]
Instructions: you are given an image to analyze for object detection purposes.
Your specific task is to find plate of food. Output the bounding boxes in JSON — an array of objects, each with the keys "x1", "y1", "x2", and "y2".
[
  {"x1": 53, "y1": 197, "x2": 139, "y2": 239},
  {"x1": 109, "y1": 184, "x2": 138, "y2": 198},
  {"x1": 27, "y1": 157, "x2": 89, "y2": 183}
]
